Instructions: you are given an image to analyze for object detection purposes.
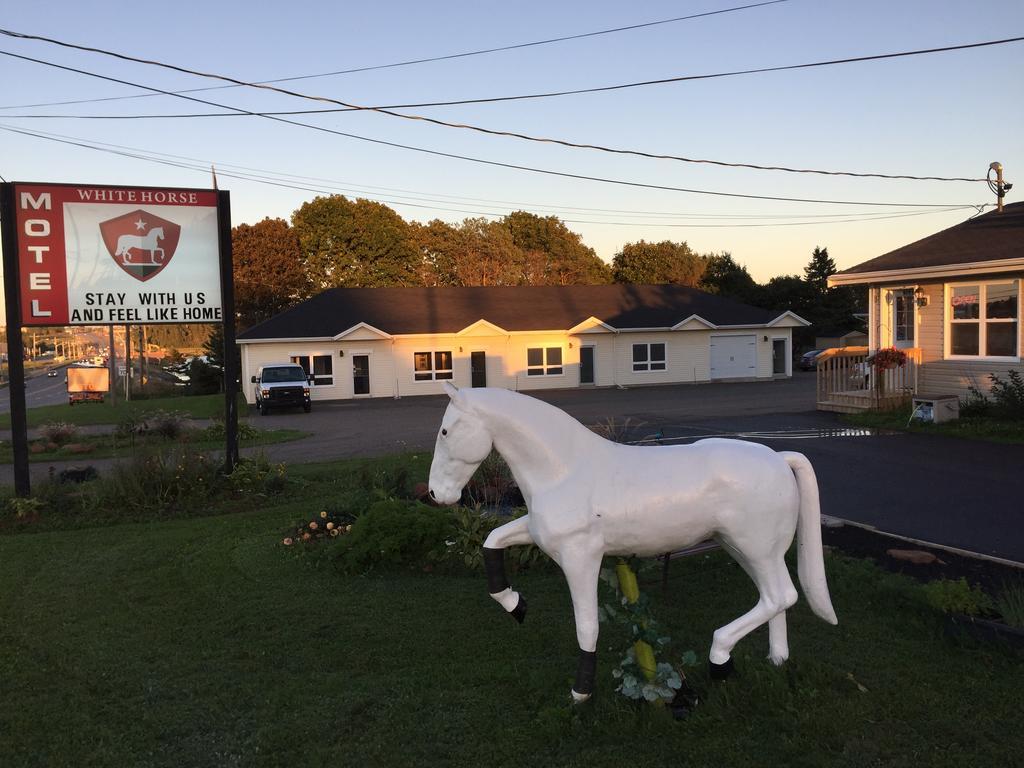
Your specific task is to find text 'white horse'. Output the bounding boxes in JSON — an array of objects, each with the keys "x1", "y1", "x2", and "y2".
[{"x1": 428, "y1": 384, "x2": 838, "y2": 702}]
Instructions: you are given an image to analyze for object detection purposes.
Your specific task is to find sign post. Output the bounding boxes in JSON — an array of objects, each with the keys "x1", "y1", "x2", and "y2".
[
  {"x1": 0, "y1": 181, "x2": 235, "y2": 494},
  {"x1": 0, "y1": 184, "x2": 30, "y2": 496}
]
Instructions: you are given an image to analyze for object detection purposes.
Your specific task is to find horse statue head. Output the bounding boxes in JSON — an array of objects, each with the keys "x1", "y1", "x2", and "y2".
[{"x1": 428, "y1": 382, "x2": 493, "y2": 505}]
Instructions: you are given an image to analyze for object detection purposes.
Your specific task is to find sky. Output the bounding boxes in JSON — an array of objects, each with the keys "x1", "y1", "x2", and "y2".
[{"x1": 1, "y1": 0, "x2": 1022, "y2": 294}]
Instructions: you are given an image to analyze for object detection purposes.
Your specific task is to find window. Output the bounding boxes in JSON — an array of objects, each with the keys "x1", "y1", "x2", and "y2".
[
  {"x1": 414, "y1": 351, "x2": 453, "y2": 381},
  {"x1": 290, "y1": 354, "x2": 334, "y2": 385},
  {"x1": 632, "y1": 342, "x2": 666, "y2": 372},
  {"x1": 947, "y1": 281, "x2": 1019, "y2": 359},
  {"x1": 526, "y1": 347, "x2": 563, "y2": 376}
]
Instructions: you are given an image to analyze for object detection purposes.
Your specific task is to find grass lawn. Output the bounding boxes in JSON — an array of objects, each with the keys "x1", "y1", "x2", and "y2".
[
  {"x1": 0, "y1": 427, "x2": 309, "y2": 464},
  {"x1": 0, "y1": 497, "x2": 1020, "y2": 766},
  {"x1": 0, "y1": 393, "x2": 250, "y2": 429},
  {"x1": 844, "y1": 407, "x2": 1024, "y2": 444}
]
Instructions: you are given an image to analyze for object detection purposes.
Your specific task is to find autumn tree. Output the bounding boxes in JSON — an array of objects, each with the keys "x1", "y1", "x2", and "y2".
[
  {"x1": 611, "y1": 240, "x2": 706, "y2": 286},
  {"x1": 502, "y1": 211, "x2": 612, "y2": 285},
  {"x1": 231, "y1": 218, "x2": 309, "y2": 330},
  {"x1": 291, "y1": 196, "x2": 420, "y2": 290},
  {"x1": 412, "y1": 218, "x2": 526, "y2": 286}
]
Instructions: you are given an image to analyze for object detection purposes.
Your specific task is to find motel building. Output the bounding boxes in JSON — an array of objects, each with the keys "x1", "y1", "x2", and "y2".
[{"x1": 236, "y1": 283, "x2": 808, "y2": 403}]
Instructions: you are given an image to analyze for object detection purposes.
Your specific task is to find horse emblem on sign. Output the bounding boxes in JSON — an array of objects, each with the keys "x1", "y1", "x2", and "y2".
[{"x1": 99, "y1": 209, "x2": 181, "y2": 281}]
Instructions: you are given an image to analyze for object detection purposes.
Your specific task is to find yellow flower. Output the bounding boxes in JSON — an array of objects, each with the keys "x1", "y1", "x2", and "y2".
[
  {"x1": 320, "y1": 510, "x2": 328, "y2": 519},
  {"x1": 309, "y1": 521, "x2": 318, "y2": 530},
  {"x1": 330, "y1": 529, "x2": 339, "y2": 537},
  {"x1": 345, "y1": 524, "x2": 352, "y2": 532},
  {"x1": 326, "y1": 522, "x2": 335, "y2": 530}
]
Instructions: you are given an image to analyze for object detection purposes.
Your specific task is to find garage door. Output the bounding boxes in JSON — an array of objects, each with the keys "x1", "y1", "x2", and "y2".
[{"x1": 710, "y1": 335, "x2": 757, "y2": 379}]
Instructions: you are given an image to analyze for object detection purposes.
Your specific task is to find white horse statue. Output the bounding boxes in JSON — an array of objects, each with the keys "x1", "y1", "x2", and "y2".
[
  {"x1": 428, "y1": 384, "x2": 837, "y2": 702},
  {"x1": 115, "y1": 226, "x2": 165, "y2": 264}
]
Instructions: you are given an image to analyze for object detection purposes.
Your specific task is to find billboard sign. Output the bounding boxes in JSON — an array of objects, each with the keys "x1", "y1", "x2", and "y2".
[{"x1": 11, "y1": 183, "x2": 222, "y2": 326}]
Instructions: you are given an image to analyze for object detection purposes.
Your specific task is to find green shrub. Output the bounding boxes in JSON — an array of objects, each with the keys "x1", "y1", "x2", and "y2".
[
  {"x1": 201, "y1": 419, "x2": 259, "y2": 441},
  {"x1": 446, "y1": 505, "x2": 547, "y2": 573},
  {"x1": 355, "y1": 462, "x2": 413, "y2": 499},
  {"x1": 995, "y1": 580, "x2": 1024, "y2": 629},
  {"x1": 960, "y1": 385, "x2": 991, "y2": 417},
  {"x1": 334, "y1": 499, "x2": 453, "y2": 573},
  {"x1": 227, "y1": 454, "x2": 288, "y2": 496},
  {"x1": 989, "y1": 370, "x2": 1024, "y2": 420},
  {"x1": 922, "y1": 577, "x2": 995, "y2": 616}
]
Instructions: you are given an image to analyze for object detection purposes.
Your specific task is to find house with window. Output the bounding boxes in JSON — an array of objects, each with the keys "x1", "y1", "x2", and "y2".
[
  {"x1": 823, "y1": 202, "x2": 1023, "y2": 410},
  {"x1": 235, "y1": 283, "x2": 807, "y2": 403}
]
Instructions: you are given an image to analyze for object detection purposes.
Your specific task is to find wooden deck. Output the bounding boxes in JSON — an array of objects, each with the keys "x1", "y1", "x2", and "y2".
[{"x1": 816, "y1": 346, "x2": 921, "y2": 413}]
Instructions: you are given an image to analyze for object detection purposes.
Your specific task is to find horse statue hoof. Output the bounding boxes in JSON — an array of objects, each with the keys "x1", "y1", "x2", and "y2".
[
  {"x1": 709, "y1": 657, "x2": 735, "y2": 680},
  {"x1": 510, "y1": 595, "x2": 527, "y2": 624}
]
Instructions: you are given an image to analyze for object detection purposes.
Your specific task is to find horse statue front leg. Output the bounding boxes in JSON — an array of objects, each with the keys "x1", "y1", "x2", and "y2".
[{"x1": 482, "y1": 515, "x2": 534, "y2": 623}]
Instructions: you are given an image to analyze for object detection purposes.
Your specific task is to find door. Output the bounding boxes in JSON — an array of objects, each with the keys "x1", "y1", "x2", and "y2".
[
  {"x1": 470, "y1": 351, "x2": 487, "y2": 388},
  {"x1": 579, "y1": 346, "x2": 595, "y2": 385},
  {"x1": 352, "y1": 355, "x2": 370, "y2": 395},
  {"x1": 772, "y1": 338, "x2": 787, "y2": 375},
  {"x1": 710, "y1": 335, "x2": 756, "y2": 379},
  {"x1": 891, "y1": 289, "x2": 916, "y2": 350}
]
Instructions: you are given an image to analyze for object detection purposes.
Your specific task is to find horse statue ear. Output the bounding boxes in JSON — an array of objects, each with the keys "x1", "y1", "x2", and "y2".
[{"x1": 443, "y1": 381, "x2": 471, "y2": 411}]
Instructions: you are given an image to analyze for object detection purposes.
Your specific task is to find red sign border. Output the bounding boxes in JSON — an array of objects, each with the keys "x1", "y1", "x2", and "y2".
[{"x1": 11, "y1": 182, "x2": 219, "y2": 327}]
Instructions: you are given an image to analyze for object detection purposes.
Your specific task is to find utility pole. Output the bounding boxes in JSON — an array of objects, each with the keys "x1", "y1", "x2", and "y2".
[{"x1": 989, "y1": 162, "x2": 1013, "y2": 213}]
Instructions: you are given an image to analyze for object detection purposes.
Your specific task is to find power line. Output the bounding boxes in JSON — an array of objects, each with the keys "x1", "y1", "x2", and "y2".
[
  {"x1": 0, "y1": 1, "x2": 790, "y2": 110},
  {"x1": 3, "y1": 30, "x2": 1018, "y2": 182},
  {"x1": 1, "y1": 123, "x2": 982, "y2": 228},
  {"x1": 0, "y1": 52, "x2": 979, "y2": 208}
]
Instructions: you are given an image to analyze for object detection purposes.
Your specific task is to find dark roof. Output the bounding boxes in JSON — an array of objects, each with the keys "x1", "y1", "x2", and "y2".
[
  {"x1": 237, "y1": 284, "x2": 787, "y2": 340},
  {"x1": 837, "y1": 202, "x2": 1024, "y2": 276}
]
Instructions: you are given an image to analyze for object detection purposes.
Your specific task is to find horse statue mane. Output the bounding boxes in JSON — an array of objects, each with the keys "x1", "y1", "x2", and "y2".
[{"x1": 428, "y1": 384, "x2": 837, "y2": 703}]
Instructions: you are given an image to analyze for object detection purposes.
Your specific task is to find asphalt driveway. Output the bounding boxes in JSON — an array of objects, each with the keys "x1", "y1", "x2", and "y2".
[{"x1": 5, "y1": 373, "x2": 1023, "y2": 563}]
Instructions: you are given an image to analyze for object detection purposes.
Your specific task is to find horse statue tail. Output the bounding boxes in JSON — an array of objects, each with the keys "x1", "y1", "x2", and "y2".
[{"x1": 781, "y1": 451, "x2": 838, "y2": 625}]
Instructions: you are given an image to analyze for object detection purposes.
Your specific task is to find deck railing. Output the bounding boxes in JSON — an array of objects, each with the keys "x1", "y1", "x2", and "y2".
[{"x1": 816, "y1": 346, "x2": 921, "y2": 412}]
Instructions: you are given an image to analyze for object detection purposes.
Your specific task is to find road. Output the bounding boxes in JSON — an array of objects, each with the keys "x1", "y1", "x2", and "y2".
[{"x1": 0, "y1": 365, "x2": 71, "y2": 412}]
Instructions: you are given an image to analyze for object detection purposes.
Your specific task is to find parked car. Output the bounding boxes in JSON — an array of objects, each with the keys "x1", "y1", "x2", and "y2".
[
  {"x1": 251, "y1": 363, "x2": 312, "y2": 415},
  {"x1": 797, "y1": 350, "x2": 823, "y2": 371}
]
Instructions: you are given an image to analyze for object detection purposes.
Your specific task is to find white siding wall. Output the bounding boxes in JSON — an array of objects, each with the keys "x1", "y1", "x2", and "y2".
[
  {"x1": 914, "y1": 278, "x2": 1024, "y2": 397},
  {"x1": 240, "y1": 325, "x2": 791, "y2": 401}
]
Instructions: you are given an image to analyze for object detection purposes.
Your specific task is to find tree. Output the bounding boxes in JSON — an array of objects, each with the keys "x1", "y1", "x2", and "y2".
[
  {"x1": 611, "y1": 240, "x2": 706, "y2": 286},
  {"x1": 800, "y1": 246, "x2": 864, "y2": 331},
  {"x1": 762, "y1": 274, "x2": 817, "y2": 318},
  {"x1": 502, "y1": 211, "x2": 612, "y2": 285},
  {"x1": 803, "y1": 246, "x2": 837, "y2": 295},
  {"x1": 412, "y1": 218, "x2": 527, "y2": 286},
  {"x1": 232, "y1": 218, "x2": 309, "y2": 330},
  {"x1": 699, "y1": 252, "x2": 764, "y2": 305},
  {"x1": 291, "y1": 196, "x2": 420, "y2": 290}
]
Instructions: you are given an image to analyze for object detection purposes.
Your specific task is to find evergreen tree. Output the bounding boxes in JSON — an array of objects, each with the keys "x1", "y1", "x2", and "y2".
[{"x1": 803, "y1": 246, "x2": 837, "y2": 295}]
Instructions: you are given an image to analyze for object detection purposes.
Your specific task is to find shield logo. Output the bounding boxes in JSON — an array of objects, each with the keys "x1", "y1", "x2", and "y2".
[{"x1": 99, "y1": 209, "x2": 181, "y2": 282}]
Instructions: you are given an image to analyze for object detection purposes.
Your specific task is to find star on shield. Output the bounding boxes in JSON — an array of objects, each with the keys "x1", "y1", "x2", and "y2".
[{"x1": 99, "y1": 209, "x2": 181, "y2": 281}]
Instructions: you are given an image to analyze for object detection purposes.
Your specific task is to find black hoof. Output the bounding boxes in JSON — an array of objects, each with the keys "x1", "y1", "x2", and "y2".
[
  {"x1": 510, "y1": 595, "x2": 527, "y2": 624},
  {"x1": 709, "y1": 657, "x2": 735, "y2": 680}
]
